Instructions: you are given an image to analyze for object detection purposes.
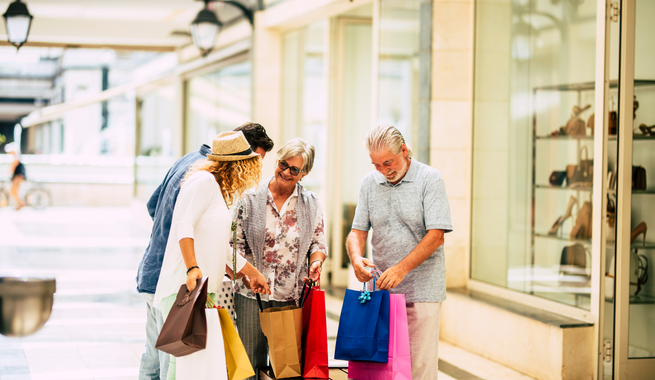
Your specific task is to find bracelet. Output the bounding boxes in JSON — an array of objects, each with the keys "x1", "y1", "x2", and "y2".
[
  {"x1": 310, "y1": 259, "x2": 323, "y2": 269},
  {"x1": 186, "y1": 266, "x2": 199, "y2": 275}
]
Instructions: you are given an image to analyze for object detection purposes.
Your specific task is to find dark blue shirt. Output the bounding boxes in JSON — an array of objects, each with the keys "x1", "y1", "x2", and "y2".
[{"x1": 136, "y1": 144, "x2": 211, "y2": 294}]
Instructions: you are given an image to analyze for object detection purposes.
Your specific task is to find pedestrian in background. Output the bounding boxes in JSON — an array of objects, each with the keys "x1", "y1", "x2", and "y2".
[
  {"x1": 231, "y1": 138, "x2": 327, "y2": 380},
  {"x1": 154, "y1": 131, "x2": 271, "y2": 380},
  {"x1": 4, "y1": 142, "x2": 26, "y2": 210},
  {"x1": 347, "y1": 124, "x2": 453, "y2": 380},
  {"x1": 136, "y1": 123, "x2": 274, "y2": 380}
]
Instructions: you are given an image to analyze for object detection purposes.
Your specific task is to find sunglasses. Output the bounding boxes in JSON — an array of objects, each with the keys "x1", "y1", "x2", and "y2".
[{"x1": 278, "y1": 161, "x2": 304, "y2": 176}]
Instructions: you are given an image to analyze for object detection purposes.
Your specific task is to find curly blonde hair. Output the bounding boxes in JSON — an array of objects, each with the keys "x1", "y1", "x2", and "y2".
[{"x1": 182, "y1": 156, "x2": 262, "y2": 207}]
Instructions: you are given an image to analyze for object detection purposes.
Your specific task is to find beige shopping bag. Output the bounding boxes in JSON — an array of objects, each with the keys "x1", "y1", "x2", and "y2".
[{"x1": 257, "y1": 295, "x2": 303, "y2": 379}]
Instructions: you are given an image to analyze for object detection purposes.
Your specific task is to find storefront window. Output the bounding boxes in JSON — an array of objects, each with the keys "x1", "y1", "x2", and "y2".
[
  {"x1": 281, "y1": 21, "x2": 328, "y2": 199},
  {"x1": 135, "y1": 84, "x2": 176, "y2": 200},
  {"x1": 378, "y1": 0, "x2": 420, "y2": 151},
  {"x1": 185, "y1": 59, "x2": 251, "y2": 154},
  {"x1": 471, "y1": 0, "x2": 597, "y2": 309}
]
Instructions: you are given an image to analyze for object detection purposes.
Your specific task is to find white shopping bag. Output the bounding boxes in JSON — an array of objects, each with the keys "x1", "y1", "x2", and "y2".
[{"x1": 177, "y1": 308, "x2": 228, "y2": 380}]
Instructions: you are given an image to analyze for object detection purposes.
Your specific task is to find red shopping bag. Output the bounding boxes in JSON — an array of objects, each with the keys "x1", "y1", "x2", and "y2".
[
  {"x1": 348, "y1": 293, "x2": 412, "y2": 380},
  {"x1": 301, "y1": 279, "x2": 329, "y2": 378}
]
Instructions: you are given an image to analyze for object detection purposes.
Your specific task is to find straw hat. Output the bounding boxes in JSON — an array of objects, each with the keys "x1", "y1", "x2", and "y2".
[{"x1": 207, "y1": 131, "x2": 260, "y2": 162}]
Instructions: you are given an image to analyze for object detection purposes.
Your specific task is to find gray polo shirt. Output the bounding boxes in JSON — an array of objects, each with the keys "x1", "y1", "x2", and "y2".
[{"x1": 352, "y1": 158, "x2": 453, "y2": 303}]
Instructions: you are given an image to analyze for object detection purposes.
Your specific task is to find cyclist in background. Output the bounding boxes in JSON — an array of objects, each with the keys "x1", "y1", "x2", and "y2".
[{"x1": 5, "y1": 142, "x2": 26, "y2": 210}]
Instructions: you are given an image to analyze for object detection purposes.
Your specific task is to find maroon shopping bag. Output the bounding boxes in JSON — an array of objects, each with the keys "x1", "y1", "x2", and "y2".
[{"x1": 155, "y1": 277, "x2": 208, "y2": 357}]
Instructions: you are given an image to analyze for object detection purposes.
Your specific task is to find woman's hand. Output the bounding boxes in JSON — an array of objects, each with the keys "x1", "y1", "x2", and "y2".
[
  {"x1": 304, "y1": 259, "x2": 322, "y2": 284},
  {"x1": 186, "y1": 267, "x2": 203, "y2": 292},
  {"x1": 237, "y1": 262, "x2": 271, "y2": 295},
  {"x1": 248, "y1": 271, "x2": 271, "y2": 295}
]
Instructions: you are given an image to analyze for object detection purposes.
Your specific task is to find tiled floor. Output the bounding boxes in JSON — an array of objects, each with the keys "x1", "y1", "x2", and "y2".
[{"x1": 0, "y1": 206, "x2": 534, "y2": 380}]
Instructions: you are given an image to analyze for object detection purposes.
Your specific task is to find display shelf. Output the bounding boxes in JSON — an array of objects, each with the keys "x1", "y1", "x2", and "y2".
[
  {"x1": 533, "y1": 232, "x2": 591, "y2": 245},
  {"x1": 535, "y1": 134, "x2": 655, "y2": 140},
  {"x1": 535, "y1": 233, "x2": 655, "y2": 251},
  {"x1": 536, "y1": 184, "x2": 593, "y2": 192},
  {"x1": 534, "y1": 79, "x2": 655, "y2": 91},
  {"x1": 608, "y1": 188, "x2": 655, "y2": 195},
  {"x1": 535, "y1": 135, "x2": 594, "y2": 141}
]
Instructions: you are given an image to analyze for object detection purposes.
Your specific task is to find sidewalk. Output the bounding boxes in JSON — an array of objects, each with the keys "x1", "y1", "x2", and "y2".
[{"x1": 0, "y1": 206, "x2": 533, "y2": 380}]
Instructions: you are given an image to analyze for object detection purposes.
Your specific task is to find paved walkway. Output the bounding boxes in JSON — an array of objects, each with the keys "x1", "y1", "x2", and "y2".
[{"x1": 0, "y1": 206, "x2": 533, "y2": 380}]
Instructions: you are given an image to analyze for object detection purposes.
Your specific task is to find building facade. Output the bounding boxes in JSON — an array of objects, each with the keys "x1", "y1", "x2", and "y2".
[{"x1": 12, "y1": 0, "x2": 654, "y2": 379}]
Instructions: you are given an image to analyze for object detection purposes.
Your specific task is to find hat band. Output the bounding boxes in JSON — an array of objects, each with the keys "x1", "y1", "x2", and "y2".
[{"x1": 214, "y1": 147, "x2": 252, "y2": 157}]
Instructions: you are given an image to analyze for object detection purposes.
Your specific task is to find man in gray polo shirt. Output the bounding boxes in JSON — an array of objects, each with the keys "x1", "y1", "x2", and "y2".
[{"x1": 347, "y1": 124, "x2": 453, "y2": 380}]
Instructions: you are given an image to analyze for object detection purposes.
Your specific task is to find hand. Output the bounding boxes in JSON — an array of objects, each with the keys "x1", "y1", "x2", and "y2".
[
  {"x1": 376, "y1": 264, "x2": 407, "y2": 290},
  {"x1": 240, "y1": 274, "x2": 252, "y2": 289},
  {"x1": 248, "y1": 271, "x2": 271, "y2": 295},
  {"x1": 352, "y1": 257, "x2": 375, "y2": 283},
  {"x1": 186, "y1": 267, "x2": 203, "y2": 292},
  {"x1": 303, "y1": 260, "x2": 322, "y2": 284}
]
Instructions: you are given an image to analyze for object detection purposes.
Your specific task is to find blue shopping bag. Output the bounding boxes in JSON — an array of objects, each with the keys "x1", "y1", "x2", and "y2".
[{"x1": 334, "y1": 278, "x2": 390, "y2": 363}]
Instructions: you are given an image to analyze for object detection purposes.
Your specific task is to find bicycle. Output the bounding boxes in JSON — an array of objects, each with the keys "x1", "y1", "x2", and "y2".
[
  {"x1": 0, "y1": 180, "x2": 51, "y2": 209},
  {"x1": 25, "y1": 182, "x2": 52, "y2": 209}
]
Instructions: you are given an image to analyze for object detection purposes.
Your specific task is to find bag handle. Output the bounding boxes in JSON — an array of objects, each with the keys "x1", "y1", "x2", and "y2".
[
  {"x1": 255, "y1": 293, "x2": 264, "y2": 312},
  {"x1": 299, "y1": 279, "x2": 315, "y2": 308},
  {"x1": 579, "y1": 146, "x2": 589, "y2": 164},
  {"x1": 363, "y1": 270, "x2": 383, "y2": 292},
  {"x1": 176, "y1": 277, "x2": 204, "y2": 307}
]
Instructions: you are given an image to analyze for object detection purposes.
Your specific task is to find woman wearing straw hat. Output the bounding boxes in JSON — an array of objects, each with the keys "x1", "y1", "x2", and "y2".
[
  {"x1": 154, "y1": 131, "x2": 271, "y2": 380},
  {"x1": 4, "y1": 142, "x2": 26, "y2": 210},
  {"x1": 231, "y1": 138, "x2": 328, "y2": 379}
]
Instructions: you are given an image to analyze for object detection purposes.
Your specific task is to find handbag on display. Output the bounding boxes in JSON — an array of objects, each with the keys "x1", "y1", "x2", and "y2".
[
  {"x1": 605, "y1": 251, "x2": 649, "y2": 300},
  {"x1": 348, "y1": 276, "x2": 412, "y2": 380},
  {"x1": 566, "y1": 146, "x2": 594, "y2": 188},
  {"x1": 156, "y1": 277, "x2": 209, "y2": 357},
  {"x1": 632, "y1": 166, "x2": 647, "y2": 190},
  {"x1": 564, "y1": 104, "x2": 591, "y2": 137},
  {"x1": 335, "y1": 272, "x2": 390, "y2": 363},
  {"x1": 559, "y1": 244, "x2": 590, "y2": 287},
  {"x1": 549, "y1": 171, "x2": 568, "y2": 187}
]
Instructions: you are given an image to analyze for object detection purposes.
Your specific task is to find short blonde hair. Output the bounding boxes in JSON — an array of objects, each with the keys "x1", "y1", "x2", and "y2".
[
  {"x1": 276, "y1": 138, "x2": 315, "y2": 173},
  {"x1": 182, "y1": 156, "x2": 262, "y2": 207},
  {"x1": 364, "y1": 124, "x2": 413, "y2": 157}
]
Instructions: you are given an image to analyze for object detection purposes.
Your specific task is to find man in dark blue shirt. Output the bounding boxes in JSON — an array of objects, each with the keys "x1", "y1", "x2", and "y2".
[{"x1": 136, "y1": 122, "x2": 274, "y2": 380}]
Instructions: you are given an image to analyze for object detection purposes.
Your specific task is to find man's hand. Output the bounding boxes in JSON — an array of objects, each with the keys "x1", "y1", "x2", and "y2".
[
  {"x1": 377, "y1": 264, "x2": 408, "y2": 290},
  {"x1": 186, "y1": 267, "x2": 203, "y2": 292},
  {"x1": 352, "y1": 256, "x2": 375, "y2": 283},
  {"x1": 248, "y1": 271, "x2": 271, "y2": 295}
]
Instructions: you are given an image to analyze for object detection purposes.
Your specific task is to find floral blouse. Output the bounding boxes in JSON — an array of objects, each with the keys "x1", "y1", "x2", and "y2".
[{"x1": 234, "y1": 185, "x2": 328, "y2": 302}]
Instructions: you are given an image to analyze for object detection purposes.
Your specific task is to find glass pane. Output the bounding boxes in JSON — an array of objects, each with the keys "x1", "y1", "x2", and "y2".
[
  {"x1": 627, "y1": 0, "x2": 655, "y2": 359},
  {"x1": 185, "y1": 60, "x2": 251, "y2": 154},
  {"x1": 135, "y1": 85, "x2": 176, "y2": 200},
  {"x1": 471, "y1": 0, "x2": 597, "y2": 309},
  {"x1": 378, "y1": 0, "x2": 420, "y2": 151},
  {"x1": 339, "y1": 21, "x2": 373, "y2": 271},
  {"x1": 281, "y1": 21, "x2": 328, "y2": 200},
  {"x1": 604, "y1": 4, "x2": 621, "y2": 378}
]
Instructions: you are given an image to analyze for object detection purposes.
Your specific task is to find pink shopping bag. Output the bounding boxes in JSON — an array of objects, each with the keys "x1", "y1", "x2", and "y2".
[{"x1": 348, "y1": 293, "x2": 412, "y2": 380}]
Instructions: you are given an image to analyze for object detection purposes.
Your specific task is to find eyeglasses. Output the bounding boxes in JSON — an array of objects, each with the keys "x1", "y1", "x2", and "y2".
[{"x1": 277, "y1": 161, "x2": 304, "y2": 176}]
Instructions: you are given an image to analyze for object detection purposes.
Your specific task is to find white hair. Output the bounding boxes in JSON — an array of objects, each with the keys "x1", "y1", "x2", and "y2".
[
  {"x1": 364, "y1": 124, "x2": 412, "y2": 157},
  {"x1": 276, "y1": 138, "x2": 315, "y2": 173}
]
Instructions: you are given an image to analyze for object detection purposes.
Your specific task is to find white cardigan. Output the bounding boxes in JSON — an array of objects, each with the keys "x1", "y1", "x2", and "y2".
[{"x1": 154, "y1": 170, "x2": 247, "y2": 308}]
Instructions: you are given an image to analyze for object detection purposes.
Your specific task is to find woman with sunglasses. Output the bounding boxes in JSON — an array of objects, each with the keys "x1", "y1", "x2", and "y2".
[{"x1": 231, "y1": 138, "x2": 328, "y2": 379}]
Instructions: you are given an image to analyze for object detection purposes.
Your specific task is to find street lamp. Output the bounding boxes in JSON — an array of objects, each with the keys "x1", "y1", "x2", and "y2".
[
  {"x1": 190, "y1": 0, "x2": 253, "y2": 56},
  {"x1": 2, "y1": 0, "x2": 33, "y2": 50}
]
